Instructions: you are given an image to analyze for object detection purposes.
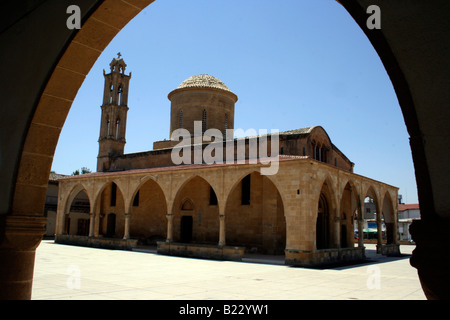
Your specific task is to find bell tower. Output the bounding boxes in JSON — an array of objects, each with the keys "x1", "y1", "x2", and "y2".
[{"x1": 97, "y1": 53, "x2": 131, "y2": 171}]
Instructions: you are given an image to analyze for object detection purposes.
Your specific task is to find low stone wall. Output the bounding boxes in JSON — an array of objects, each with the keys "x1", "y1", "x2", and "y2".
[
  {"x1": 157, "y1": 241, "x2": 245, "y2": 261},
  {"x1": 378, "y1": 243, "x2": 401, "y2": 256},
  {"x1": 55, "y1": 234, "x2": 138, "y2": 250},
  {"x1": 285, "y1": 247, "x2": 365, "y2": 267}
]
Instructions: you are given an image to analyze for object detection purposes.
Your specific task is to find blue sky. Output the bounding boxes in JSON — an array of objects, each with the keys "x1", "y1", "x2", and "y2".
[{"x1": 52, "y1": 0, "x2": 418, "y2": 204}]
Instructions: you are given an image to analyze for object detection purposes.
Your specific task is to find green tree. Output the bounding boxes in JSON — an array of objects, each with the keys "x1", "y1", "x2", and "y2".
[{"x1": 72, "y1": 167, "x2": 91, "y2": 175}]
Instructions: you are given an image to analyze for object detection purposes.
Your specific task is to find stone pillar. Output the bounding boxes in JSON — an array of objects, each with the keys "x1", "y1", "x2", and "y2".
[
  {"x1": 393, "y1": 207, "x2": 399, "y2": 245},
  {"x1": 376, "y1": 204, "x2": 383, "y2": 253},
  {"x1": 358, "y1": 212, "x2": 364, "y2": 248},
  {"x1": 123, "y1": 213, "x2": 130, "y2": 240},
  {"x1": 334, "y1": 217, "x2": 341, "y2": 248},
  {"x1": 218, "y1": 214, "x2": 226, "y2": 247},
  {"x1": 166, "y1": 213, "x2": 174, "y2": 242},
  {"x1": 88, "y1": 212, "x2": 95, "y2": 237},
  {"x1": 55, "y1": 209, "x2": 66, "y2": 235},
  {"x1": 0, "y1": 215, "x2": 47, "y2": 300},
  {"x1": 358, "y1": 199, "x2": 364, "y2": 248}
]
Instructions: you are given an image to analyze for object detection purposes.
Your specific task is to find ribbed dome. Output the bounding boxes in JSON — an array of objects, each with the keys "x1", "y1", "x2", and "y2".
[{"x1": 177, "y1": 74, "x2": 231, "y2": 92}]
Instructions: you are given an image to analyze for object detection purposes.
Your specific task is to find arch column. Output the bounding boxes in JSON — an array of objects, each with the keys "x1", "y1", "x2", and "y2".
[
  {"x1": 0, "y1": 215, "x2": 47, "y2": 299},
  {"x1": 376, "y1": 198, "x2": 383, "y2": 253},
  {"x1": 123, "y1": 213, "x2": 130, "y2": 240},
  {"x1": 88, "y1": 212, "x2": 95, "y2": 237},
  {"x1": 334, "y1": 199, "x2": 341, "y2": 248},
  {"x1": 358, "y1": 197, "x2": 365, "y2": 248},
  {"x1": 218, "y1": 214, "x2": 226, "y2": 247},
  {"x1": 166, "y1": 213, "x2": 174, "y2": 242}
]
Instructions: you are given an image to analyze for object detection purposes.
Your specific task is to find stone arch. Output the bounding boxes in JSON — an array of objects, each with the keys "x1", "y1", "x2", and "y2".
[
  {"x1": 62, "y1": 182, "x2": 92, "y2": 214},
  {"x1": 171, "y1": 175, "x2": 220, "y2": 244},
  {"x1": 362, "y1": 184, "x2": 381, "y2": 211},
  {"x1": 66, "y1": 189, "x2": 91, "y2": 236},
  {"x1": 58, "y1": 183, "x2": 92, "y2": 236},
  {"x1": 224, "y1": 167, "x2": 287, "y2": 210},
  {"x1": 339, "y1": 180, "x2": 360, "y2": 248},
  {"x1": 314, "y1": 176, "x2": 337, "y2": 250},
  {"x1": 169, "y1": 172, "x2": 222, "y2": 213},
  {"x1": 128, "y1": 176, "x2": 167, "y2": 244},
  {"x1": 2, "y1": 0, "x2": 448, "y2": 300},
  {"x1": 94, "y1": 180, "x2": 126, "y2": 238},
  {"x1": 381, "y1": 191, "x2": 396, "y2": 244},
  {"x1": 92, "y1": 179, "x2": 125, "y2": 212},
  {"x1": 127, "y1": 175, "x2": 167, "y2": 214},
  {"x1": 224, "y1": 170, "x2": 286, "y2": 254}
]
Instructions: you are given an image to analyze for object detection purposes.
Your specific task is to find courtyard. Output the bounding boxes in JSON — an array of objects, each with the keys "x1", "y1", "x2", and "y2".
[{"x1": 32, "y1": 241, "x2": 424, "y2": 300}]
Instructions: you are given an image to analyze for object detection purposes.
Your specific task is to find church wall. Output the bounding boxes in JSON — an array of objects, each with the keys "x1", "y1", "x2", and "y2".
[{"x1": 108, "y1": 149, "x2": 174, "y2": 171}]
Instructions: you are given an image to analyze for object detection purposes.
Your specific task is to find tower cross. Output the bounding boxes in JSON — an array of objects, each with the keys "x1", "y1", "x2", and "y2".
[{"x1": 117, "y1": 52, "x2": 122, "y2": 59}]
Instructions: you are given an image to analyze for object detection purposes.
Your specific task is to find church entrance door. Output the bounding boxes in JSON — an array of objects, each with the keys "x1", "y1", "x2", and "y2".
[{"x1": 180, "y1": 216, "x2": 193, "y2": 243}]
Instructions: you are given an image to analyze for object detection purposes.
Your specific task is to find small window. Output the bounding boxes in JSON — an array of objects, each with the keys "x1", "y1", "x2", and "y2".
[
  {"x1": 209, "y1": 187, "x2": 218, "y2": 205},
  {"x1": 133, "y1": 190, "x2": 140, "y2": 207},
  {"x1": 115, "y1": 119, "x2": 120, "y2": 140},
  {"x1": 241, "y1": 174, "x2": 251, "y2": 205},
  {"x1": 202, "y1": 109, "x2": 207, "y2": 133},
  {"x1": 179, "y1": 110, "x2": 183, "y2": 129},
  {"x1": 110, "y1": 183, "x2": 117, "y2": 207},
  {"x1": 118, "y1": 86, "x2": 123, "y2": 105},
  {"x1": 109, "y1": 84, "x2": 113, "y2": 103}
]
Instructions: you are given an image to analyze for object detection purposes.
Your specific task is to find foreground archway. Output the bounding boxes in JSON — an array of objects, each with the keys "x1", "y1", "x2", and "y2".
[{"x1": 1, "y1": 0, "x2": 449, "y2": 299}]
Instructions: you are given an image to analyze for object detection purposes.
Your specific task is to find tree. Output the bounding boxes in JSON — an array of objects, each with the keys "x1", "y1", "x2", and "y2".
[{"x1": 72, "y1": 167, "x2": 92, "y2": 176}]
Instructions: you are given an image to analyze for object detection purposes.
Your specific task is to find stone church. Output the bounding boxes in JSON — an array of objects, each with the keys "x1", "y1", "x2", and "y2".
[{"x1": 55, "y1": 55, "x2": 400, "y2": 266}]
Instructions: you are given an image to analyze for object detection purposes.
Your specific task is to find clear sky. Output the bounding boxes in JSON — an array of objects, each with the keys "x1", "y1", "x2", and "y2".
[{"x1": 51, "y1": 0, "x2": 419, "y2": 204}]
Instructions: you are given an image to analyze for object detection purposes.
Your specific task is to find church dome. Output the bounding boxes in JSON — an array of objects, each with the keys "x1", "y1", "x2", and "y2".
[
  {"x1": 177, "y1": 74, "x2": 232, "y2": 92},
  {"x1": 168, "y1": 74, "x2": 238, "y2": 102}
]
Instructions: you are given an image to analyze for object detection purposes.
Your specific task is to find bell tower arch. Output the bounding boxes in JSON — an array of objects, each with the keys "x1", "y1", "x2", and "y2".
[{"x1": 97, "y1": 53, "x2": 131, "y2": 171}]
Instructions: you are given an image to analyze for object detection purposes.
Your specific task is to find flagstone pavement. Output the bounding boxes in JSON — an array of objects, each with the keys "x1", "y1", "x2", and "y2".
[{"x1": 31, "y1": 240, "x2": 425, "y2": 300}]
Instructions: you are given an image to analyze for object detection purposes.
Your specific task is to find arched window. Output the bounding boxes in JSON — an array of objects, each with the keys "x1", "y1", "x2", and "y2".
[
  {"x1": 202, "y1": 109, "x2": 207, "y2": 133},
  {"x1": 107, "y1": 119, "x2": 111, "y2": 136},
  {"x1": 115, "y1": 119, "x2": 120, "y2": 139},
  {"x1": 109, "y1": 84, "x2": 113, "y2": 104},
  {"x1": 179, "y1": 110, "x2": 183, "y2": 129},
  {"x1": 118, "y1": 86, "x2": 123, "y2": 106},
  {"x1": 241, "y1": 174, "x2": 251, "y2": 205},
  {"x1": 224, "y1": 113, "x2": 228, "y2": 139}
]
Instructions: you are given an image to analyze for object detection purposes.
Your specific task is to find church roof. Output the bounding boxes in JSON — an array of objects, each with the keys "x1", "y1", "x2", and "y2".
[
  {"x1": 177, "y1": 74, "x2": 232, "y2": 92},
  {"x1": 279, "y1": 127, "x2": 316, "y2": 135}
]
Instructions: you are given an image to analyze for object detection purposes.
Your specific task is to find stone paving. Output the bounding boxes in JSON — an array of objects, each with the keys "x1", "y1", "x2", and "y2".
[{"x1": 31, "y1": 240, "x2": 425, "y2": 300}]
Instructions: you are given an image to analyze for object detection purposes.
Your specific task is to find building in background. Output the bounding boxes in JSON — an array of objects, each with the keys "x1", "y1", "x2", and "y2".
[
  {"x1": 55, "y1": 56, "x2": 400, "y2": 266},
  {"x1": 398, "y1": 203, "x2": 420, "y2": 241}
]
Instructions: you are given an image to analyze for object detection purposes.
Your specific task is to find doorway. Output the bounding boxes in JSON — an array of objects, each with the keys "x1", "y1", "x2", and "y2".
[
  {"x1": 180, "y1": 216, "x2": 193, "y2": 243},
  {"x1": 106, "y1": 213, "x2": 116, "y2": 237}
]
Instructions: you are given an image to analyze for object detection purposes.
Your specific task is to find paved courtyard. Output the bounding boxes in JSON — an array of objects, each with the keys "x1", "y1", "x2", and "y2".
[{"x1": 31, "y1": 240, "x2": 425, "y2": 300}]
